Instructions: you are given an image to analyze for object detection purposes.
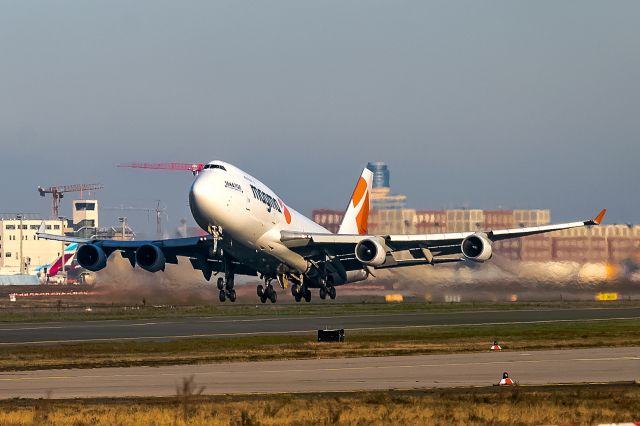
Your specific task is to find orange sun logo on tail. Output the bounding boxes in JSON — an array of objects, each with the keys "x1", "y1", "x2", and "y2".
[
  {"x1": 351, "y1": 177, "x2": 370, "y2": 234},
  {"x1": 338, "y1": 169, "x2": 373, "y2": 235},
  {"x1": 278, "y1": 199, "x2": 292, "y2": 224}
]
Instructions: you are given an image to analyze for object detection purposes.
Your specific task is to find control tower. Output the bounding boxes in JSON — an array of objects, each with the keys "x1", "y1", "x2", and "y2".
[
  {"x1": 72, "y1": 200, "x2": 99, "y2": 238},
  {"x1": 366, "y1": 162, "x2": 407, "y2": 210},
  {"x1": 366, "y1": 161, "x2": 390, "y2": 189}
]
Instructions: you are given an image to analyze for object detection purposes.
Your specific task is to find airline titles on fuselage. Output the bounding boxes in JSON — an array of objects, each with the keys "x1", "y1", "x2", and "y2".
[
  {"x1": 250, "y1": 184, "x2": 282, "y2": 213},
  {"x1": 225, "y1": 181, "x2": 243, "y2": 192}
]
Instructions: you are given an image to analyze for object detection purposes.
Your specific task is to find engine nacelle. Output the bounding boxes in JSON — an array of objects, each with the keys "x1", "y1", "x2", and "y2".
[
  {"x1": 135, "y1": 244, "x2": 166, "y2": 272},
  {"x1": 345, "y1": 269, "x2": 369, "y2": 284},
  {"x1": 76, "y1": 244, "x2": 108, "y2": 272},
  {"x1": 461, "y1": 233, "x2": 493, "y2": 262},
  {"x1": 355, "y1": 237, "x2": 389, "y2": 267}
]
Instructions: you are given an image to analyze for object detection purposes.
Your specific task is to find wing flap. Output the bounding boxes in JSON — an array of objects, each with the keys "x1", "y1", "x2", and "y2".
[{"x1": 281, "y1": 231, "x2": 363, "y2": 245}]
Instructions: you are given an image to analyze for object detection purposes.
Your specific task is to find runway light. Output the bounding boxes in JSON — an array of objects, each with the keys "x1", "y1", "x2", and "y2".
[
  {"x1": 509, "y1": 294, "x2": 518, "y2": 302},
  {"x1": 385, "y1": 294, "x2": 404, "y2": 303},
  {"x1": 498, "y1": 371, "x2": 515, "y2": 386},
  {"x1": 596, "y1": 292, "x2": 618, "y2": 301},
  {"x1": 8, "y1": 291, "x2": 95, "y2": 298}
]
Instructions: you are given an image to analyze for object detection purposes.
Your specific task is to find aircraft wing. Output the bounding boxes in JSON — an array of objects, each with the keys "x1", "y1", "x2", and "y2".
[
  {"x1": 36, "y1": 225, "x2": 257, "y2": 279},
  {"x1": 282, "y1": 209, "x2": 606, "y2": 270}
]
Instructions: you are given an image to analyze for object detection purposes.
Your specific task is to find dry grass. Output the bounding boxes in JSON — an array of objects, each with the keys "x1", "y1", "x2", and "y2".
[
  {"x1": 0, "y1": 384, "x2": 638, "y2": 425},
  {"x1": 1, "y1": 318, "x2": 639, "y2": 371}
]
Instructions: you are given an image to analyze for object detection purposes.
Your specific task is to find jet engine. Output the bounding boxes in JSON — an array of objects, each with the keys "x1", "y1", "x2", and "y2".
[
  {"x1": 461, "y1": 233, "x2": 492, "y2": 262},
  {"x1": 355, "y1": 237, "x2": 389, "y2": 267},
  {"x1": 345, "y1": 269, "x2": 369, "y2": 283},
  {"x1": 135, "y1": 244, "x2": 166, "y2": 272},
  {"x1": 76, "y1": 244, "x2": 108, "y2": 271}
]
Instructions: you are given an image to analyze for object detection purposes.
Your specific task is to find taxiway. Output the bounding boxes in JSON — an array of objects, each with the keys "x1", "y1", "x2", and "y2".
[{"x1": 0, "y1": 346, "x2": 637, "y2": 398}]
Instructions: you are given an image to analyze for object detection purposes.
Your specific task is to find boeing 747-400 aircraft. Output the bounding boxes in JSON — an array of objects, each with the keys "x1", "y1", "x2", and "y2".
[{"x1": 38, "y1": 161, "x2": 606, "y2": 303}]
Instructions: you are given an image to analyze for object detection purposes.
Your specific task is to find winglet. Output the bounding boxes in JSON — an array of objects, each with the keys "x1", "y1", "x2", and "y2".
[
  {"x1": 37, "y1": 221, "x2": 45, "y2": 236},
  {"x1": 587, "y1": 209, "x2": 607, "y2": 226},
  {"x1": 594, "y1": 208, "x2": 607, "y2": 225}
]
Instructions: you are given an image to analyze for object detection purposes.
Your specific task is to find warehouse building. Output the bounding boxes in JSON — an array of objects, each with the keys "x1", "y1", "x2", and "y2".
[{"x1": 0, "y1": 214, "x2": 68, "y2": 274}]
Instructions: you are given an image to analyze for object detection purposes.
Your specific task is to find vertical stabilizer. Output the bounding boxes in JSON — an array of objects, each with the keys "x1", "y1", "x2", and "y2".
[{"x1": 338, "y1": 168, "x2": 373, "y2": 235}]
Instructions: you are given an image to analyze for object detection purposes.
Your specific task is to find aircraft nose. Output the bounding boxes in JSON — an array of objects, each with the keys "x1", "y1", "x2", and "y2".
[
  {"x1": 189, "y1": 174, "x2": 215, "y2": 228},
  {"x1": 189, "y1": 175, "x2": 207, "y2": 202}
]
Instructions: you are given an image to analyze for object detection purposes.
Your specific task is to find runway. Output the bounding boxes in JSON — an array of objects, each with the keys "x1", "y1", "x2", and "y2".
[
  {"x1": 0, "y1": 347, "x2": 637, "y2": 398},
  {"x1": 1, "y1": 306, "x2": 640, "y2": 345}
]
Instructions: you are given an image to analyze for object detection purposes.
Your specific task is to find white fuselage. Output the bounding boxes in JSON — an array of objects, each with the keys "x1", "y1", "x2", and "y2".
[{"x1": 188, "y1": 160, "x2": 329, "y2": 276}]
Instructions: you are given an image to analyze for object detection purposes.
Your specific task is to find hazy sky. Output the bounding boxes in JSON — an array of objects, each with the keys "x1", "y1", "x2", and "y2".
[{"x1": 1, "y1": 1, "x2": 638, "y2": 234}]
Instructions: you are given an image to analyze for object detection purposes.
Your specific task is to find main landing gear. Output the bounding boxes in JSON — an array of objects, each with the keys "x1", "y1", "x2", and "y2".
[
  {"x1": 291, "y1": 283, "x2": 312, "y2": 303},
  {"x1": 290, "y1": 279, "x2": 336, "y2": 303},
  {"x1": 318, "y1": 277, "x2": 337, "y2": 301},
  {"x1": 217, "y1": 271, "x2": 236, "y2": 303},
  {"x1": 257, "y1": 278, "x2": 277, "y2": 303},
  {"x1": 319, "y1": 285, "x2": 336, "y2": 300}
]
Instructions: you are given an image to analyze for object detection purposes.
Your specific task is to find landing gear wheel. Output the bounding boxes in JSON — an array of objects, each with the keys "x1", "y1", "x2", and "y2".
[
  {"x1": 260, "y1": 295, "x2": 267, "y2": 303},
  {"x1": 219, "y1": 290, "x2": 226, "y2": 302},
  {"x1": 269, "y1": 290, "x2": 277, "y2": 303},
  {"x1": 304, "y1": 289, "x2": 311, "y2": 303},
  {"x1": 228, "y1": 289, "x2": 236, "y2": 302},
  {"x1": 225, "y1": 277, "x2": 234, "y2": 290},
  {"x1": 294, "y1": 294, "x2": 301, "y2": 303},
  {"x1": 217, "y1": 277, "x2": 224, "y2": 290},
  {"x1": 319, "y1": 287, "x2": 327, "y2": 300},
  {"x1": 257, "y1": 284, "x2": 264, "y2": 298},
  {"x1": 328, "y1": 286, "x2": 336, "y2": 300},
  {"x1": 291, "y1": 284, "x2": 299, "y2": 297}
]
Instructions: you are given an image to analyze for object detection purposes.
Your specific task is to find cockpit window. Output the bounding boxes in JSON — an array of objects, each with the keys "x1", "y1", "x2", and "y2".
[{"x1": 203, "y1": 164, "x2": 226, "y2": 171}]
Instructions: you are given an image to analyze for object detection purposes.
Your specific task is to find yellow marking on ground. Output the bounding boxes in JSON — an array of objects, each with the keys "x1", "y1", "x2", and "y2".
[
  {"x1": 385, "y1": 294, "x2": 404, "y2": 303},
  {"x1": 596, "y1": 292, "x2": 619, "y2": 301},
  {"x1": 0, "y1": 376, "x2": 69, "y2": 381}
]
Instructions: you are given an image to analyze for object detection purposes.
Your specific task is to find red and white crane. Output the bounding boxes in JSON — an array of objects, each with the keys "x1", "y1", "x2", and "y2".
[{"x1": 117, "y1": 162, "x2": 204, "y2": 175}]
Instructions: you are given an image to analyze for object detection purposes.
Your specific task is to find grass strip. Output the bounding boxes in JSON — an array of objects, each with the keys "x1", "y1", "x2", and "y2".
[
  {"x1": 1, "y1": 300, "x2": 638, "y2": 323},
  {"x1": 1, "y1": 383, "x2": 639, "y2": 425},
  {"x1": 1, "y1": 318, "x2": 639, "y2": 371}
]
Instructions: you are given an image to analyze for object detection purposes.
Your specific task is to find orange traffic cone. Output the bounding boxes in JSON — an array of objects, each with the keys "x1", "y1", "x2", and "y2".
[
  {"x1": 498, "y1": 371, "x2": 515, "y2": 386},
  {"x1": 490, "y1": 340, "x2": 502, "y2": 351}
]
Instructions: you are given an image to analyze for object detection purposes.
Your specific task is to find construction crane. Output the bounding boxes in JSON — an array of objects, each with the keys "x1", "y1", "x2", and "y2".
[
  {"x1": 37, "y1": 184, "x2": 104, "y2": 219},
  {"x1": 117, "y1": 162, "x2": 204, "y2": 175},
  {"x1": 104, "y1": 200, "x2": 167, "y2": 237}
]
